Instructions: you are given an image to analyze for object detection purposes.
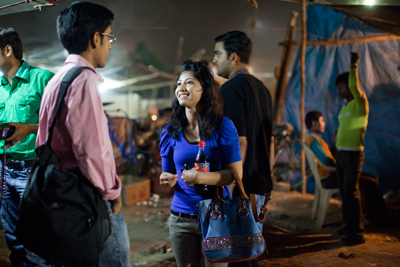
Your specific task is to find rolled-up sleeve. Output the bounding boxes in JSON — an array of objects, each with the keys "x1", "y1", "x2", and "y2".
[{"x1": 66, "y1": 72, "x2": 121, "y2": 200}]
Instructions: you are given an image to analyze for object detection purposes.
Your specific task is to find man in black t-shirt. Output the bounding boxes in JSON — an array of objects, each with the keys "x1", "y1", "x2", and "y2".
[
  {"x1": 213, "y1": 31, "x2": 273, "y2": 196},
  {"x1": 213, "y1": 30, "x2": 272, "y2": 267}
]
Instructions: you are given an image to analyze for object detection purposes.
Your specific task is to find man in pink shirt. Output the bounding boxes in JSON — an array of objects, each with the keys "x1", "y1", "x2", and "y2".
[{"x1": 37, "y1": 2, "x2": 130, "y2": 266}]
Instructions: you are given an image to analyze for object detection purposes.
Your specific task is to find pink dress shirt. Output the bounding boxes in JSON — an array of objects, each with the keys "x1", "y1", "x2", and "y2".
[{"x1": 37, "y1": 54, "x2": 121, "y2": 200}]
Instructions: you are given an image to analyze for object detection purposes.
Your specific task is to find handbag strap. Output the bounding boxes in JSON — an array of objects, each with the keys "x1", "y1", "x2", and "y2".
[
  {"x1": 225, "y1": 167, "x2": 267, "y2": 223},
  {"x1": 212, "y1": 167, "x2": 247, "y2": 204},
  {"x1": 211, "y1": 168, "x2": 247, "y2": 203},
  {"x1": 250, "y1": 194, "x2": 267, "y2": 223},
  {"x1": 225, "y1": 167, "x2": 247, "y2": 200},
  {"x1": 47, "y1": 66, "x2": 95, "y2": 144},
  {"x1": 211, "y1": 167, "x2": 250, "y2": 219}
]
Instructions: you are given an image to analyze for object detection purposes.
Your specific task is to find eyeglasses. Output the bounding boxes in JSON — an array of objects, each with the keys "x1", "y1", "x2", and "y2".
[{"x1": 101, "y1": 33, "x2": 117, "y2": 43}]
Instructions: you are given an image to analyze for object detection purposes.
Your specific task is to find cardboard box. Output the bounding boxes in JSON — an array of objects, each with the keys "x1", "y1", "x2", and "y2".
[
  {"x1": 119, "y1": 175, "x2": 125, "y2": 184},
  {"x1": 122, "y1": 178, "x2": 150, "y2": 206}
]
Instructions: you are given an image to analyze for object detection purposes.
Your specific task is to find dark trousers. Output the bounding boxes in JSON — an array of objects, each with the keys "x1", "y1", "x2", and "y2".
[
  {"x1": 321, "y1": 172, "x2": 387, "y2": 223},
  {"x1": 228, "y1": 260, "x2": 260, "y2": 267},
  {"x1": 335, "y1": 150, "x2": 365, "y2": 237}
]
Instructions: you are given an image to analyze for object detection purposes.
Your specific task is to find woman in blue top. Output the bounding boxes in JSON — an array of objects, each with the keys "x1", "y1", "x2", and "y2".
[{"x1": 159, "y1": 60, "x2": 242, "y2": 267}]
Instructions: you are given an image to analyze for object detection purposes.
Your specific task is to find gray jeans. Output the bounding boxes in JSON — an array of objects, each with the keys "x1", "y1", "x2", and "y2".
[{"x1": 169, "y1": 213, "x2": 227, "y2": 267}]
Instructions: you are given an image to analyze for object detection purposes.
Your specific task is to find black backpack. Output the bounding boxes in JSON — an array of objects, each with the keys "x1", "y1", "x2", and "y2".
[{"x1": 16, "y1": 66, "x2": 111, "y2": 266}]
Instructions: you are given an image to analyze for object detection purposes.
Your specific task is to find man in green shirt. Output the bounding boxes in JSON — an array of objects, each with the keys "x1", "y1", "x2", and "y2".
[
  {"x1": 0, "y1": 28, "x2": 54, "y2": 266},
  {"x1": 335, "y1": 52, "x2": 368, "y2": 246}
]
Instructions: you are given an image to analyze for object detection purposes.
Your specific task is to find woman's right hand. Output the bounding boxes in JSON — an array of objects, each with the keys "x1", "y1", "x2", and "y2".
[{"x1": 160, "y1": 172, "x2": 178, "y2": 188}]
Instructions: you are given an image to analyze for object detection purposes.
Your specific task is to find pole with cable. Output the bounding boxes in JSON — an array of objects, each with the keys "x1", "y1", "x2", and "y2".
[{"x1": 301, "y1": 0, "x2": 307, "y2": 194}]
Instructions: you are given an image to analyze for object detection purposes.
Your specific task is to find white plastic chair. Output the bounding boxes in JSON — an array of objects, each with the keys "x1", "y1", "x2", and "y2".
[{"x1": 302, "y1": 144, "x2": 340, "y2": 229}]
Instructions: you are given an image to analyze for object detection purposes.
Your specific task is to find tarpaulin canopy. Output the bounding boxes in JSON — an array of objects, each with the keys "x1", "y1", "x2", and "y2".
[
  {"x1": 326, "y1": 5, "x2": 400, "y2": 37},
  {"x1": 282, "y1": 4, "x2": 400, "y2": 193},
  {"x1": 307, "y1": 1, "x2": 400, "y2": 36}
]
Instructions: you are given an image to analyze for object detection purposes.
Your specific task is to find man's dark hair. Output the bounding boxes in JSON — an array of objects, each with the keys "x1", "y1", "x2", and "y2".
[
  {"x1": 335, "y1": 72, "x2": 349, "y2": 86},
  {"x1": 57, "y1": 1, "x2": 114, "y2": 54},
  {"x1": 214, "y1": 31, "x2": 252, "y2": 64},
  {"x1": 0, "y1": 28, "x2": 23, "y2": 61},
  {"x1": 168, "y1": 60, "x2": 224, "y2": 140},
  {"x1": 305, "y1": 110, "x2": 323, "y2": 130}
]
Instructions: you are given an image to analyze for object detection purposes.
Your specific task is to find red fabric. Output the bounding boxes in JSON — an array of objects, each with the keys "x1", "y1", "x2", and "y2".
[{"x1": 45, "y1": 0, "x2": 59, "y2": 6}]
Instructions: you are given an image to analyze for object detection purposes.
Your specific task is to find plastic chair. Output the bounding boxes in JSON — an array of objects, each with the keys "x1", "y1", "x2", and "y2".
[{"x1": 302, "y1": 144, "x2": 340, "y2": 229}]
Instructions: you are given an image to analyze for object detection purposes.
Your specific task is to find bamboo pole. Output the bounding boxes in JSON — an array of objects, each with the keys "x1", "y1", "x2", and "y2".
[
  {"x1": 0, "y1": 0, "x2": 28, "y2": 11},
  {"x1": 280, "y1": 34, "x2": 400, "y2": 47},
  {"x1": 174, "y1": 36, "x2": 185, "y2": 73},
  {"x1": 300, "y1": 0, "x2": 307, "y2": 194},
  {"x1": 274, "y1": 11, "x2": 298, "y2": 125}
]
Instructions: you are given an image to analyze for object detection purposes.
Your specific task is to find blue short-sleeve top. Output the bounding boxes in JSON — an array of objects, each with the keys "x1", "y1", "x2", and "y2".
[{"x1": 159, "y1": 117, "x2": 242, "y2": 214}]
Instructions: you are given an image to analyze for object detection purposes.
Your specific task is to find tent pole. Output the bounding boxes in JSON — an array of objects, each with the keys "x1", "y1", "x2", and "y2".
[
  {"x1": 300, "y1": 0, "x2": 307, "y2": 194},
  {"x1": 281, "y1": 34, "x2": 400, "y2": 47},
  {"x1": 0, "y1": 1, "x2": 28, "y2": 11},
  {"x1": 274, "y1": 11, "x2": 298, "y2": 125}
]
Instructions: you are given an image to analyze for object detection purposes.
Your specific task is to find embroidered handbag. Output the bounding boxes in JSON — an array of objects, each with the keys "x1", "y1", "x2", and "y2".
[
  {"x1": 16, "y1": 67, "x2": 111, "y2": 266},
  {"x1": 197, "y1": 168, "x2": 268, "y2": 263}
]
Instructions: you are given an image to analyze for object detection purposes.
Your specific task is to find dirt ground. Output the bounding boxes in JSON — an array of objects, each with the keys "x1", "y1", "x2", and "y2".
[{"x1": 0, "y1": 190, "x2": 399, "y2": 267}]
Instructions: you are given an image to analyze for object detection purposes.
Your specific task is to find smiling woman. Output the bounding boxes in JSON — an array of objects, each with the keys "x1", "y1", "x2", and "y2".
[
  {"x1": 159, "y1": 60, "x2": 243, "y2": 266},
  {"x1": 175, "y1": 71, "x2": 203, "y2": 109}
]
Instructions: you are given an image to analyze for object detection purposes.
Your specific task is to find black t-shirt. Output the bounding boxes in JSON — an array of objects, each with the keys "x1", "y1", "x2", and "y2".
[{"x1": 221, "y1": 74, "x2": 273, "y2": 195}]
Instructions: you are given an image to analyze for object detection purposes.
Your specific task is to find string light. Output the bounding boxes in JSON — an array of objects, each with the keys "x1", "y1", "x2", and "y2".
[{"x1": 364, "y1": 0, "x2": 375, "y2": 5}]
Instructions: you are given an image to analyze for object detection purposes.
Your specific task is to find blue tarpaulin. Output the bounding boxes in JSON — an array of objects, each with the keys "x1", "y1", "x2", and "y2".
[{"x1": 282, "y1": 5, "x2": 400, "y2": 193}]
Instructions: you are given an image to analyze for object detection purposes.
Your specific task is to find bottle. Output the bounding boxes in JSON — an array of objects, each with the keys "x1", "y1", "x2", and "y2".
[{"x1": 194, "y1": 141, "x2": 209, "y2": 195}]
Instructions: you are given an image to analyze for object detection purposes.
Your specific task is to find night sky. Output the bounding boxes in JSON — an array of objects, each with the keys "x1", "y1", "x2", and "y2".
[{"x1": 0, "y1": 0, "x2": 302, "y2": 89}]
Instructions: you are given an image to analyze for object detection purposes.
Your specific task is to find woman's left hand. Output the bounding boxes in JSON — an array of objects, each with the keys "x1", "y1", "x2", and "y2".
[{"x1": 181, "y1": 168, "x2": 199, "y2": 186}]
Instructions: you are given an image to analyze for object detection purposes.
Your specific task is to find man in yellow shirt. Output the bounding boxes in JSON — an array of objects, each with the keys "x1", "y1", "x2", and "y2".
[
  {"x1": 335, "y1": 52, "x2": 368, "y2": 245},
  {"x1": 305, "y1": 111, "x2": 387, "y2": 234}
]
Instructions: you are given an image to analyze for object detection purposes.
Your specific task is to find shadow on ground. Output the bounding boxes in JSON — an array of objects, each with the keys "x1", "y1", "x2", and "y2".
[
  {"x1": 261, "y1": 224, "x2": 342, "y2": 259},
  {"x1": 0, "y1": 190, "x2": 399, "y2": 267}
]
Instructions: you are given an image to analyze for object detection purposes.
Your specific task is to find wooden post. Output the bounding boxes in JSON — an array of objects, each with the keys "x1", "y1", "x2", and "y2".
[
  {"x1": 281, "y1": 34, "x2": 400, "y2": 46},
  {"x1": 0, "y1": 1, "x2": 26, "y2": 11},
  {"x1": 301, "y1": 0, "x2": 307, "y2": 194},
  {"x1": 274, "y1": 11, "x2": 298, "y2": 125},
  {"x1": 174, "y1": 36, "x2": 185, "y2": 73}
]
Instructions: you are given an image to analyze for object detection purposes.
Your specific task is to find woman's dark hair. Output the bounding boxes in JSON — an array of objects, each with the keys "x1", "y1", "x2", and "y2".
[
  {"x1": 57, "y1": 1, "x2": 114, "y2": 54},
  {"x1": 168, "y1": 60, "x2": 224, "y2": 140},
  {"x1": 0, "y1": 28, "x2": 23, "y2": 61}
]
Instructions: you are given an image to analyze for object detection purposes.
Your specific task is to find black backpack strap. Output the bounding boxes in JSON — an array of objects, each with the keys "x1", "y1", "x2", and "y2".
[{"x1": 47, "y1": 66, "x2": 95, "y2": 143}]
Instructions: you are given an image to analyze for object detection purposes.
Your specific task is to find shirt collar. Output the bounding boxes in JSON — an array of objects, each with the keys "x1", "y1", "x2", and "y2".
[
  {"x1": 230, "y1": 69, "x2": 249, "y2": 80},
  {"x1": 307, "y1": 130, "x2": 322, "y2": 138},
  {"x1": 0, "y1": 74, "x2": 7, "y2": 86},
  {"x1": 16, "y1": 61, "x2": 30, "y2": 81},
  {"x1": 1, "y1": 60, "x2": 29, "y2": 86},
  {"x1": 65, "y1": 54, "x2": 103, "y2": 82}
]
